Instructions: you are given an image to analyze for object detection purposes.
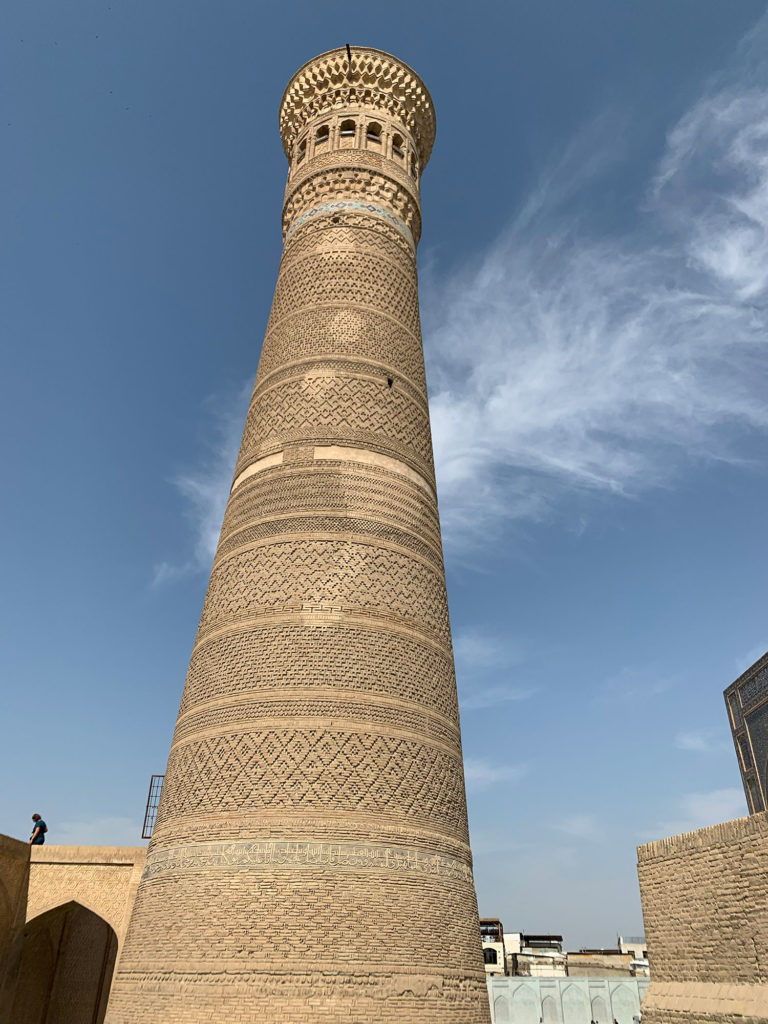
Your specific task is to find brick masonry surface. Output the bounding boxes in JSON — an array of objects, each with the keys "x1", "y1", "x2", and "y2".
[
  {"x1": 25, "y1": 845, "x2": 146, "y2": 944},
  {"x1": 637, "y1": 813, "x2": 768, "y2": 1023},
  {"x1": 0, "y1": 842, "x2": 147, "y2": 1022},
  {"x1": 104, "y1": 46, "x2": 491, "y2": 1023},
  {"x1": 0, "y1": 835, "x2": 30, "y2": 968}
]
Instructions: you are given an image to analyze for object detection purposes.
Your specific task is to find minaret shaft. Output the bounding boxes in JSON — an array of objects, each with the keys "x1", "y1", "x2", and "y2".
[{"x1": 106, "y1": 47, "x2": 491, "y2": 1023}]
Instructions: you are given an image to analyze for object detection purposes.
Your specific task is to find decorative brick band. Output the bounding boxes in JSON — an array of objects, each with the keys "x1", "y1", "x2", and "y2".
[
  {"x1": 286, "y1": 201, "x2": 414, "y2": 248},
  {"x1": 145, "y1": 839, "x2": 472, "y2": 882},
  {"x1": 107, "y1": 969, "x2": 489, "y2": 1004},
  {"x1": 230, "y1": 443, "x2": 435, "y2": 497},
  {"x1": 642, "y1": 981, "x2": 768, "y2": 1019}
]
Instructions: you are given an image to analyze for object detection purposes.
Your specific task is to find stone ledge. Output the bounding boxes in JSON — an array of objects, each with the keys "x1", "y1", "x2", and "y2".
[
  {"x1": 30, "y1": 845, "x2": 147, "y2": 865},
  {"x1": 643, "y1": 980, "x2": 768, "y2": 1018},
  {"x1": 637, "y1": 811, "x2": 767, "y2": 859}
]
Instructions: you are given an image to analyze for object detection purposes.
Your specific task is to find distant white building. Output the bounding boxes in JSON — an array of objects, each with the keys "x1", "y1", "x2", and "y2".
[
  {"x1": 480, "y1": 921, "x2": 650, "y2": 981},
  {"x1": 619, "y1": 934, "x2": 650, "y2": 977},
  {"x1": 505, "y1": 933, "x2": 567, "y2": 977},
  {"x1": 618, "y1": 935, "x2": 647, "y2": 959},
  {"x1": 480, "y1": 919, "x2": 506, "y2": 977}
]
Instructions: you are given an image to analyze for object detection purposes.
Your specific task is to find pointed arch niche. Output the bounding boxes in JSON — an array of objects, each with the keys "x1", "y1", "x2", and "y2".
[{"x1": 0, "y1": 901, "x2": 118, "y2": 1024}]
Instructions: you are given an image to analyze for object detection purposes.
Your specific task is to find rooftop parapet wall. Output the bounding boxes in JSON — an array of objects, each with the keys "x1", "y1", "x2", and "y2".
[
  {"x1": 27, "y1": 845, "x2": 146, "y2": 943},
  {"x1": 637, "y1": 811, "x2": 764, "y2": 865},
  {"x1": 0, "y1": 835, "x2": 30, "y2": 966},
  {"x1": 637, "y1": 812, "x2": 768, "y2": 1024}
]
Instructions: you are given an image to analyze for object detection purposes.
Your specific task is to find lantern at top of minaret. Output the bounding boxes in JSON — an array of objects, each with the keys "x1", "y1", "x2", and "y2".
[{"x1": 279, "y1": 46, "x2": 436, "y2": 244}]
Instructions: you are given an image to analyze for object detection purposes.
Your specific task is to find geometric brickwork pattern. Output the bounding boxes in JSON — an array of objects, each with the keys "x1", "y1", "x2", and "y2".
[
  {"x1": 278, "y1": 49, "x2": 436, "y2": 163},
  {"x1": 218, "y1": 465, "x2": 443, "y2": 556},
  {"x1": 105, "y1": 46, "x2": 491, "y2": 1023},
  {"x1": 197, "y1": 540, "x2": 452, "y2": 639},
  {"x1": 724, "y1": 650, "x2": 768, "y2": 813},
  {"x1": 158, "y1": 731, "x2": 469, "y2": 839},
  {"x1": 258, "y1": 305, "x2": 428, "y2": 389},
  {"x1": 171, "y1": 696, "x2": 461, "y2": 747},
  {"x1": 286, "y1": 201, "x2": 416, "y2": 246},
  {"x1": 237, "y1": 373, "x2": 435, "y2": 472},
  {"x1": 266, "y1": 251, "x2": 421, "y2": 331},
  {"x1": 288, "y1": 149, "x2": 422, "y2": 211},
  {"x1": 282, "y1": 168, "x2": 421, "y2": 242}
]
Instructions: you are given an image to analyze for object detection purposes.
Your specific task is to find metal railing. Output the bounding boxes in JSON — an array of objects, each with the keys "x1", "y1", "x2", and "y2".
[{"x1": 141, "y1": 775, "x2": 165, "y2": 839}]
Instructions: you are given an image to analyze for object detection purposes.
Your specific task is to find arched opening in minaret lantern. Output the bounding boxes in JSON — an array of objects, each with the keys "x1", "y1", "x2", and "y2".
[{"x1": 315, "y1": 124, "x2": 329, "y2": 148}]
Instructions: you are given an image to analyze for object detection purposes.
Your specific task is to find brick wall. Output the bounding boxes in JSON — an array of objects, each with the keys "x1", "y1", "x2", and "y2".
[
  {"x1": 566, "y1": 952, "x2": 633, "y2": 977},
  {"x1": 637, "y1": 812, "x2": 768, "y2": 1022},
  {"x1": 3, "y1": 901, "x2": 118, "y2": 1024},
  {"x1": 0, "y1": 840, "x2": 146, "y2": 1022},
  {"x1": 26, "y1": 845, "x2": 146, "y2": 944},
  {"x1": 0, "y1": 835, "x2": 30, "y2": 967}
]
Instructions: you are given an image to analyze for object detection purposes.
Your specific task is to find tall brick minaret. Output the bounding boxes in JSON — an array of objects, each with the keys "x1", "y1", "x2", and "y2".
[{"x1": 106, "y1": 47, "x2": 491, "y2": 1023}]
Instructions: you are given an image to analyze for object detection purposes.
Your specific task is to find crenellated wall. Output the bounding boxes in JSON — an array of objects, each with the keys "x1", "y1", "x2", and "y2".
[{"x1": 637, "y1": 813, "x2": 768, "y2": 1023}]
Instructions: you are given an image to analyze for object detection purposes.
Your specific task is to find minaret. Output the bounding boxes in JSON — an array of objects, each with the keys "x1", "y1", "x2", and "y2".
[{"x1": 106, "y1": 47, "x2": 491, "y2": 1023}]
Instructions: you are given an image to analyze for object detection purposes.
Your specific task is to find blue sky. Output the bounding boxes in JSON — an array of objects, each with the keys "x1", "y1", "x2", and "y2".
[{"x1": 2, "y1": 1, "x2": 767, "y2": 949}]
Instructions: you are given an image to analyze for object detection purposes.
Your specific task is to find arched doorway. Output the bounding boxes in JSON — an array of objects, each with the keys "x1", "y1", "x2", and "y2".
[
  {"x1": 591, "y1": 994, "x2": 609, "y2": 1023},
  {"x1": 0, "y1": 901, "x2": 117, "y2": 1024},
  {"x1": 541, "y1": 994, "x2": 560, "y2": 1023},
  {"x1": 0, "y1": 878, "x2": 14, "y2": 966},
  {"x1": 562, "y1": 983, "x2": 589, "y2": 1022}
]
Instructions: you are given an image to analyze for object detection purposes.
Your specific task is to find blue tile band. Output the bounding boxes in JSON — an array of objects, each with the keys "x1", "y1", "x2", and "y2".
[{"x1": 286, "y1": 200, "x2": 415, "y2": 248}]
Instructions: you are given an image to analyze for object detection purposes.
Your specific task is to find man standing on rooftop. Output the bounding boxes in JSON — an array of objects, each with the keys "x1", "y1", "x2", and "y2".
[{"x1": 29, "y1": 814, "x2": 46, "y2": 845}]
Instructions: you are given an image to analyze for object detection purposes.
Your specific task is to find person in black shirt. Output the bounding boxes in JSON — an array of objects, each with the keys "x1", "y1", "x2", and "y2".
[{"x1": 29, "y1": 814, "x2": 47, "y2": 845}]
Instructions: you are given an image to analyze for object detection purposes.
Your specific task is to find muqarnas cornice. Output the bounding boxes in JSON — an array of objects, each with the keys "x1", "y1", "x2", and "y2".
[{"x1": 279, "y1": 46, "x2": 436, "y2": 167}]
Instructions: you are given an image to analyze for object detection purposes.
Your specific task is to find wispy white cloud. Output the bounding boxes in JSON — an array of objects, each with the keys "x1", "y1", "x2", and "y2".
[
  {"x1": 599, "y1": 666, "x2": 675, "y2": 703},
  {"x1": 453, "y1": 627, "x2": 522, "y2": 670},
  {"x1": 553, "y1": 813, "x2": 604, "y2": 840},
  {"x1": 648, "y1": 787, "x2": 748, "y2": 840},
  {"x1": 150, "y1": 559, "x2": 196, "y2": 589},
  {"x1": 469, "y1": 828, "x2": 526, "y2": 856},
  {"x1": 159, "y1": 23, "x2": 768, "y2": 572},
  {"x1": 454, "y1": 627, "x2": 535, "y2": 710},
  {"x1": 460, "y1": 685, "x2": 535, "y2": 712},
  {"x1": 463, "y1": 758, "x2": 528, "y2": 791},
  {"x1": 53, "y1": 816, "x2": 145, "y2": 847},
  {"x1": 151, "y1": 381, "x2": 251, "y2": 587},
  {"x1": 734, "y1": 641, "x2": 768, "y2": 676},
  {"x1": 423, "y1": 48, "x2": 768, "y2": 550},
  {"x1": 654, "y1": 91, "x2": 768, "y2": 301},
  {"x1": 674, "y1": 729, "x2": 727, "y2": 754},
  {"x1": 513, "y1": 107, "x2": 631, "y2": 234}
]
